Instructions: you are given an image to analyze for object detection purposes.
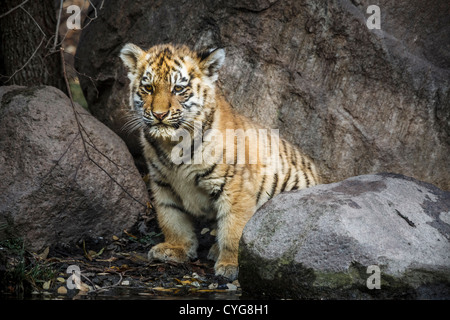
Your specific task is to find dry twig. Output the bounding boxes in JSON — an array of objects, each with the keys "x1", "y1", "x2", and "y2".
[
  {"x1": 54, "y1": 0, "x2": 64, "y2": 51},
  {"x1": 0, "y1": 0, "x2": 29, "y2": 19},
  {"x1": 59, "y1": 47, "x2": 147, "y2": 208}
]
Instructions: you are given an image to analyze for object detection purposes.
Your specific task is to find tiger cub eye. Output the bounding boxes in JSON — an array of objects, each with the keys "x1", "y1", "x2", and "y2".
[
  {"x1": 143, "y1": 85, "x2": 153, "y2": 93},
  {"x1": 173, "y1": 85, "x2": 184, "y2": 93}
]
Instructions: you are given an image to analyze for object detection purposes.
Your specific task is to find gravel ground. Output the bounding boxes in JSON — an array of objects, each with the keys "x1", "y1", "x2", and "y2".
[{"x1": 1, "y1": 221, "x2": 242, "y2": 300}]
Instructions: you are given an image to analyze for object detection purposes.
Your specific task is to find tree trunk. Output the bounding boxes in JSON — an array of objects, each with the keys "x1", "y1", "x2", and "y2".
[{"x1": 0, "y1": 0, "x2": 65, "y2": 92}]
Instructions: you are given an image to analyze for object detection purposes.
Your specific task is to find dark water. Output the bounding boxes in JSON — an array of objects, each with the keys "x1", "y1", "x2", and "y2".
[{"x1": 2, "y1": 287, "x2": 242, "y2": 300}]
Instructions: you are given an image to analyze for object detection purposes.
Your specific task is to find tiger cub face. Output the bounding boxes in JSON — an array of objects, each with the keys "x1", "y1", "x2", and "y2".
[{"x1": 119, "y1": 43, "x2": 224, "y2": 140}]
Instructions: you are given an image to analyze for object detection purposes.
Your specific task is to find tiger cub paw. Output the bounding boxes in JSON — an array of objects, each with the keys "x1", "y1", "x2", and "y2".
[
  {"x1": 148, "y1": 243, "x2": 191, "y2": 263},
  {"x1": 215, "y1": 262, "x2": 239, "y2": 281}
]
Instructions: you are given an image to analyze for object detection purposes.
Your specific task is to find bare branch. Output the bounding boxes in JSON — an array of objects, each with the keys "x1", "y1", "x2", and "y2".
[
  {"x1": 0, "y1": 0, "x2": 29, "y2": 19},
  {"x1": 39, "y1": 131, "x2": 81, "y2": 184},
  {"x1": 54, "y1": 0, "x2": 64, "y2": 51},
  {"x1": 59, "y1": 47, "x2": 147, "y2": 209},
  {"x1": 82, "y1": 0, "x2": 99, "y2": 29},
  {"x1": 1, "y1": 36, "x2": 45, "y2": 83},
  {"x1": 76, "y1": 114, "x2": 135, "y2": 173},
  {"x1": 19, "y1": 4, "x2": 46, "y2": 37}
]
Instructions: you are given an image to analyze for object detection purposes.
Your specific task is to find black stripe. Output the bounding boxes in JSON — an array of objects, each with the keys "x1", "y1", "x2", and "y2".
[
  {"x1": 153, "y1": 179, "x2": 171, "y2": 188},
  {"x1": 160, "y1": 203, "x2": 194, "y2": 216},
  {"x1": 292, "y1": 173, "x2": 299, "y2": 190},
  {"x1": 148, "y1": 161, "x2": 166, "y2": 179},
  {"x1": 307, "y1": 161, "x2": 315, "y2": 185},
  {"x1": 279, "y1": 140, "x2": 287, "y2": 175},
  {"x1": 303, "y1": 171, "x2": 310, "y2": 187},
  {"x1": 281, "y1": 140, "x2": 287, "y2": 154},
  {"x1": 301, "y1": 156, "x2": 310, "y2": 187},
  {"x1": 210, "y1": 166, "x2": 229, "y2": 201},
  {"x1": 291, "y1": 149, "x2": 298, "y2": 168},
  {"x1": 202, "y1": 104, "x2": 216, "y2": 135},
  {"x1": 156, "y1": 54, "x2": 165, "y2": 68},
  {"x1": 202, "y1": 88, "x2": 208, "y2": 103},
  {"x1": 282, "y1": 140, "x2": 292, "y2": 175},
  {"x1": 282, "y1": 139, "x2": 289, "y2": 159},
  {"x1": 268, "y1": 173, "x2": 278, "y2": 199},
  {"x1": 181, "y1": 91, "x2": 194, "y2": 109},
  {"x1": 149, "y1": 163, "x2": 183, "y2": 203},
  {"x1": 210, "y1": 188, "x2": 223, "y2": 201},
  {"x1": 282, "y1": 140, "x2": 292, "y2": 192},
  {"x1": 280, "y1": 167, "x2": 291, "y2": 192},
  {"x1": 163, "y1": 47, "x2": 173, "y2": 58},
  {"x1": 146, "y1": 134, "x2": 175, "y2": 168},
  {"x1": 195, "y1": 163, "x2": 217, "y2": 186},
  {"x1": 256, "y1": 175, "x2": 266, "y2": 205},
  {"x1": 173, "y1": 59, "x2": 182, "y2": 68}
]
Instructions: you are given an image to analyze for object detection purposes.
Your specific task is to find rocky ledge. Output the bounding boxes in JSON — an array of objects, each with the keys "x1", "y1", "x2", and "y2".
[{"x1": 239, "y1": 173, "x2": 450, "y2": 299}]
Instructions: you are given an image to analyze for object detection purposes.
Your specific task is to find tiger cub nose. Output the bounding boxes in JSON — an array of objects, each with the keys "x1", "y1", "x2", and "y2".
[{"x1": 152, "y1": 111, "x2": 169, "y2": 120}]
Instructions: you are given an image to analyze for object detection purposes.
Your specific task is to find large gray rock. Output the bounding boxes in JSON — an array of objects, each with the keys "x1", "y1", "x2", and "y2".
[
  {"x1": 75, "y1": 0, "x2": 450, "y2": 190},
  {"x1": 239, "y1": 173, "x2": 450, "y2": 299},
  {"x1": 0, "y1": 86, "x2": 149, "y2": 251}
]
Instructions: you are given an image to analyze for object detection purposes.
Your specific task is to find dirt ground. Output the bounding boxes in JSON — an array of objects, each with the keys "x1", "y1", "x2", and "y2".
[{"x1": 0, "y1": 217, "x2": 242, "y2": 300}]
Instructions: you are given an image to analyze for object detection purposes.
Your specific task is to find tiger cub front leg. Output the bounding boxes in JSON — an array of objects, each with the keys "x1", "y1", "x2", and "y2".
[
  {"x1": 148, "y1": 194, "x2": 198, "y2": 263},
  {"x1": 214, "y1": 197, "x2": 255, "y2": 280}
]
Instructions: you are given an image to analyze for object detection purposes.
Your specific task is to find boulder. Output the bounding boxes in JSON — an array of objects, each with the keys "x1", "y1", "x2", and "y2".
[
  {"x1": 75, "y1": 0, "x2": 450, "y2": 190},
  {"x1": 239, "y1": 173, "x2": 450, "y2": 299},
  {"x1": 0, "y1": 86, "x2": 149, "y2": 252}
]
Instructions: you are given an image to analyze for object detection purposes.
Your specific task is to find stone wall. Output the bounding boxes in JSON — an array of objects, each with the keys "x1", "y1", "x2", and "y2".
[{"x1": 75, "y1": 0, "x2": 450, "y2": 190}]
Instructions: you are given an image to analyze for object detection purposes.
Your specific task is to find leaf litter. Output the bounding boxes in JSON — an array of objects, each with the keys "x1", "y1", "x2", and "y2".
[{"x1": 5, "y1": 226, "x2": 241, "y2": 299}]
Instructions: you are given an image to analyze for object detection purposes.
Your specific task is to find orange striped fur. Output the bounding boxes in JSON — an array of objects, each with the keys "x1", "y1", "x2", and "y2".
[{"x1": 120, "y1": 43, "x2": 320, "y2": 280}]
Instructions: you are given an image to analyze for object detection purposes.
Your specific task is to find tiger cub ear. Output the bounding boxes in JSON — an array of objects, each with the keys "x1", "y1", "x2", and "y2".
[
  {"x1": 198, "y1": 48, "x2": 225, "y2": 82},
  {"x1": 120, "y1": 43, "x2": 145, "y2": 74}
]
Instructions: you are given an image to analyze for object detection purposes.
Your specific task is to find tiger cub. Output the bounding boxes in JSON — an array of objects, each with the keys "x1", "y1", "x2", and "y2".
[{"x1": 120, "y1": 43, "x2": 320, "y2": 280}]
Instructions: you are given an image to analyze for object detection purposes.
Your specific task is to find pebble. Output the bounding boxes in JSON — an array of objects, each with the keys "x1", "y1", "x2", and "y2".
[
  {"x1": 226, "y1": 283, "x2": 238, "y2": 291},
  {"x1": 208, "y1": 283, "x2": 218, "y2": 290},
  {"x1": 57, "y1": 286, "x2": 67, "y2": 295},
  {"x1": 79, "y1": 282, "x2": 90, "y2": 292},
  {"x1": 43, "y1": 281, "x2": 51, "y2": 290}
]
